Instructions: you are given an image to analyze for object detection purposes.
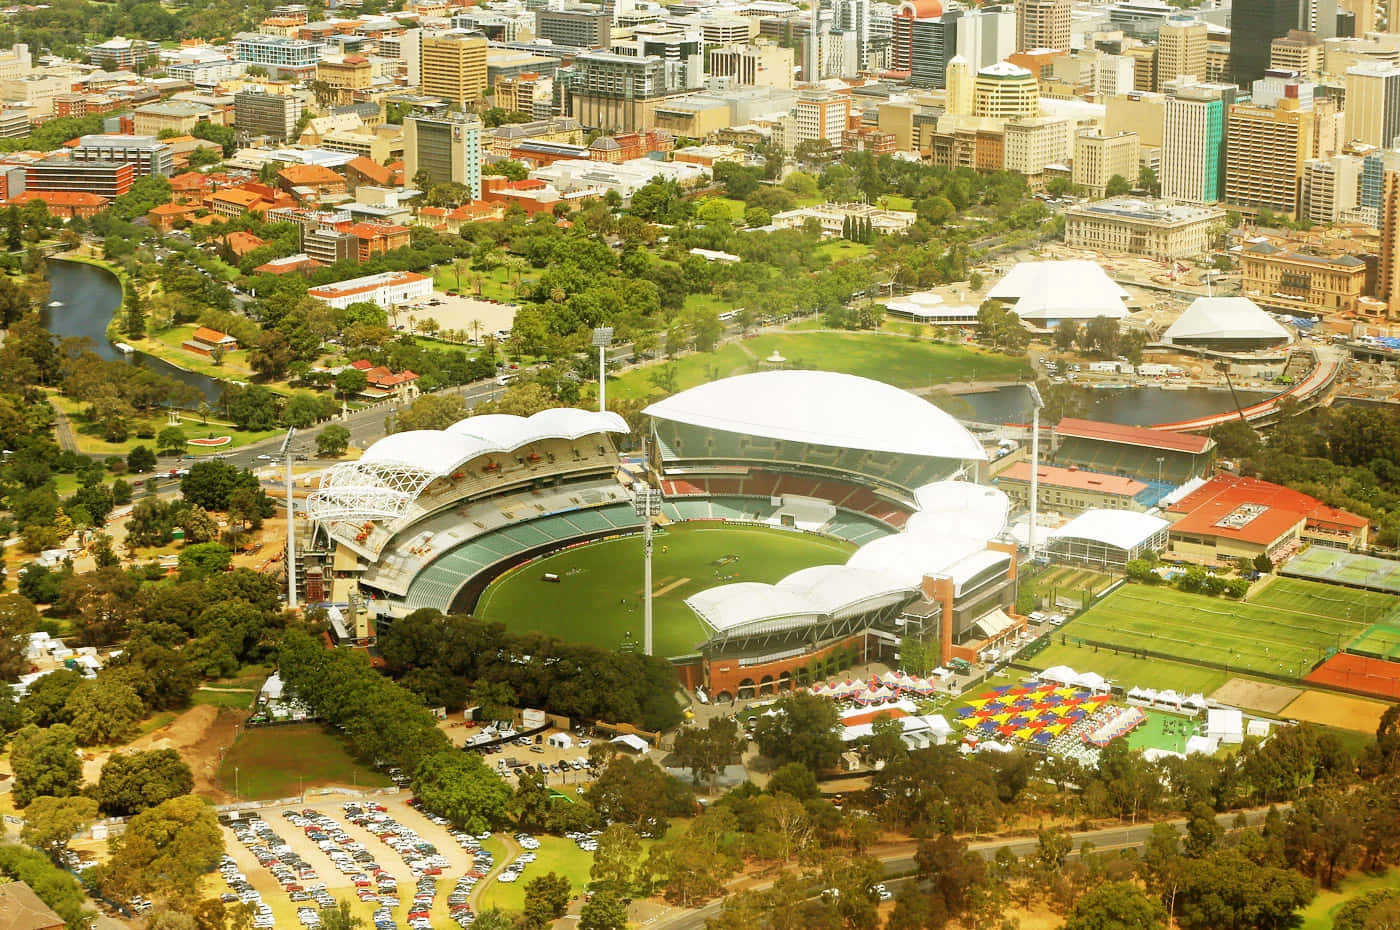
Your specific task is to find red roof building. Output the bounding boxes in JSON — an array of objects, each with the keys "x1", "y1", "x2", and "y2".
[
  {"x1": 253, "y1": 253, "x2": 322, "y2": 276},
  {"x1": 345, "y1": 221, "x2": 411, "y2": 261},
  {"x1": 349, "y1": 358, "x2": 420, "y2": 399},
  {"x1": 183, "y1": 326, "x2": 239, "y2": 357},
  {"x1": 1166, "y1": 474, "x2": 1368, "y2": 552},
  {"x1": 1053, "y1": 417, "x2": 1218, "y2": 485},
  {"x1": 278, "y1": 163, "x2": 347, "y2": 199},
  {"x1": 4, "y1": 191, "x2": 107, "y2": 219},
  {"x1": 996, "y1": 462, "x2": 1151, "y2": 512},
  {"x1": 222, "y1": 231, "x2": 267, "y2": 257},
  {"x1": 345, "y1": 155, "x2": 391, "y2": 189},
  {"x1": 415, "y1": 201, "x2": 505, "y2": 232}
]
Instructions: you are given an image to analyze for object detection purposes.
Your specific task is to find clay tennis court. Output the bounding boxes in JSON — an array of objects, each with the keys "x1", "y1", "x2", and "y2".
[
  {"x1": 1210, "y1": 678, "x2": 1301, "y2": 714},
  {"x1": 1306, "y1": 652, "x2": 1400, "y2": 700},
  {"x1": 1282, "y1": 689, "x2": 1389, "y2": 732}
]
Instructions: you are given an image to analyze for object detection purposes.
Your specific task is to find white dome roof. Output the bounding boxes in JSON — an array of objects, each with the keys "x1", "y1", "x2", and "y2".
[{"x1": 644, "y1": 370, "x2": 986, "y2": 461}]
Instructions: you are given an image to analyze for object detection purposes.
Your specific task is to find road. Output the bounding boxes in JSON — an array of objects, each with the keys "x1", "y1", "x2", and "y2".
[{"x1": 644, "y1": 807, "x2": 1280, "y2": 930}]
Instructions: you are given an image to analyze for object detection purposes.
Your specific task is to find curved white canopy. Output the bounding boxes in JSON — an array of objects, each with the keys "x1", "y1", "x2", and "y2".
[
  {"x1": 1162, "y1": 297, "x2": 1291, "y2": 343},
  {"x1": 987, "y1": 261, "x2": 1130, "y2": 323},
  {"x1": 944, "y1": 549, "x2": 1012, "y2": 596},
  {"x1": 777, "y1": 565, "x2": 914, "y2": 618},
  {"x1": 846, "y1": 532, "x2": 988, "y2": 589},
  {"x1": 644, "y1": 370, "x2": 986, "y2": 461},
  {"x1": 686, "y1": 582, "x2": 821, "y2": 634},
  {"x1": 1048, "y1": 509, "x2": 1168, "y2": 551}
]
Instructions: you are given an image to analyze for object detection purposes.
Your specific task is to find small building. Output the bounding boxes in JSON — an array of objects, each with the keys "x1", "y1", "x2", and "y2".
[
  {"x1": 546, "y1": 731, "x2": 573, "y2": 749},
  {"x1": 183, "y1": 326, "x2": 239, "y2": 357},
  {"x1": 995, "y1": 462, "x2": 1156, "y2": 512},
  {"x1": 1164, "y1": 474, "x2": 1369, "y2": 559},
  {"x1": 1045, "y1": 509, "x2": 1171, "y2": 569},
  {"x1": 0, "y1": 881, "x2": 65, "y2": 930},
  {"x1": 882, "y1": 291, "x2": 980, "y2": 326},
  {"x1": 349, "y1": 359, "x2": 420, "y2": 400},
  {"x1": 308, "y1": 270, "x2": 433, "y2": 310},
  {"x1": 1206, "y1": 707, "x2": 1244, "y2": 744},
  {"x1": 252, "y1": 253, "x2": 322, "y2": 276}
]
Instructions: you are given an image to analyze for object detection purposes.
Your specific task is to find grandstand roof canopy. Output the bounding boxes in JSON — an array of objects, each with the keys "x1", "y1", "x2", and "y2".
[
  {"x1": 686, "y1": 582, "x2": 821, "y2": 634},
  {"x1": 913, "y1": 480, "x2": 1010, "y2": 527},
  {"x1": 986, "y1": 261, "x2": 1130, "y2": 323},
  {"x1": 846, "y1": 532, "x2": 989, "y2": 589},
  {"x1": 1162, "y1": 297, "x2": 1292, "y2": 345},
  {"x1": 776, "y1": 565, "x2": 914, "y2": 618},
  {"x1": 1047, "y1": 509, "x2": 1168, "y2": 550},
  {"x1": 643, "y1": 370, "x2": 987, "y2": 461},
  {"x1": 1055, "y1": 417, "x2": 1214, "y2": 455}
]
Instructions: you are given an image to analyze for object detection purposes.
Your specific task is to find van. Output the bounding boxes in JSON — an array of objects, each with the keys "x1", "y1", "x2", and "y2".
[{"x1": 496, "y1": 374, "x2": 517, "y2": 386}]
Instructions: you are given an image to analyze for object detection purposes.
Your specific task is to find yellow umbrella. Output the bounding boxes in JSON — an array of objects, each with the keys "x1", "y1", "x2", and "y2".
[
  {"x1": 1014, "y1": 727, "x2": 1036, "y2": 740},
  {"x1": 993, "y1": 712, "x2": 1014, "y2": 724},
  {"x1": 1046, "y1": 722, "x2": 1067, "y2": 735},
  {"x1": 965, "y1": 699, "x2": 990, "y2": 709}
]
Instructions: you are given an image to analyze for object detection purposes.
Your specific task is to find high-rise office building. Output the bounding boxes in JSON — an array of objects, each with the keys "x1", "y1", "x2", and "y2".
[
  {"x1": 234, "y1": 88, "x2": 305, "y2": 142},
  {"x1": 833, "y1": 0, "x2": 872, "y2": 69},
  {"x1": 1073, "y1": 128, "x2": 1140, "y2": 198},
  {"x1": 420, "y1": 31, "x2": 488, "y2": 106},
  {"x1": 1301, "y1": 154, "x2": 1363, "y2": 223},
  {"x1": 403, "y1": 112, "x2": 483, "y2": 199},
  {"x1": 973, "y1": 61, "x2": 1039, "y2": 118},
  {"x1": 892, "y1": 0, "x2": 947, "y2": 82},
  {"x1": 906, "y1": 9, "x2": 961, "y2": 87},
  {"x1": 1379, "y1": 170, "x2": 1400, "y2": 314},
  {"x1": 1225, "y1": 93, "x2": 1313, "y2": 217},
  {"x1": 793, "y1": 84, "x2": 851, "y2": 144},
  {"x1": 1157, "y1": 14, "x2": 1206, "y2": 86},
  {"x1": 1162, "y1": 84, "x2": 1227, "y2": 203},
  {"x1": 1015, "y1": 0, "x2": 1070, "y2": 54},
  {"x1": 1231, "y1": 0, "x2": 1303, "y2": 87},
  {"x1": 535, "y1": 7, "x2": 611, "y2": 48},
  {"x1": 956, "y1": 4, "x2": 1016, "y2": 72},
  {"x1": 71, "y1": 134, "x2": 174, "y2": 177},
  {"x1": 1270, "y1": 29, "x2": 1325, "y2": 75},
  {"x1": 1345, "y1": 61, "x2": 1400, "y2": 147},
  {"x1": 946, "y1": 54, "x2": 973, "y2": 114}
]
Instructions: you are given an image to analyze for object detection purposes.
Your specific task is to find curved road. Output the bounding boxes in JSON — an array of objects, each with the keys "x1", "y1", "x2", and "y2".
[{"x1": 643, "y1": 806, "x2": 1281, "y2": 930}]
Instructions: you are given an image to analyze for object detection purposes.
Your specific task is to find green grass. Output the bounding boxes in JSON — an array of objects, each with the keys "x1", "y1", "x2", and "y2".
[
  {"x1": 433, "y1": 262, "x2": 533, "y2": 303},
  {"x1": 475, "y1": 523, "x2": 853, "y2": 659},
  {"x1": 1250, "y1": 576, "x2": 1399, "y2": 626},
  {"x1": 477, "y1": 836, "x2": 596, "y2": 913},
  {"x1": 681, "y1": 292, "x2": 735, "y2": 317},
  {"x1": 1023, "y1": 642, "x2": 1232, "y2": 695},
  {"x1": 146, "y1": 324, "x2": 254, "y2": 379},
  {"x1": 192, "y1": 687, "x2": 256, "y2": 710},
  {"x1": 215, "y1": 723, "x2": 394, "y2": 800},
  {"x1": 1053, "y1": 583, "x2": 1372, "y2": 680},
  {"x1": 814, "y1": 240, "x2": 873, "y2": 262},
  {"x1": 878, "y1": 195, "x2": 915, "y2": 211},
  {"x1": 700, "y1": 197, "x2": 749, "y2": 222},
  {"x1": 609, "y1": 331, "x2": 1030, "y2": 402},
  {"x1": 1299, "y1": 867, "x2": 1400, "y2": 930}
]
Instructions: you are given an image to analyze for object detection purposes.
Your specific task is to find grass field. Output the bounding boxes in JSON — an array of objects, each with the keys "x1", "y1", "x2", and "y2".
[
  {"x1": 1251, "y1": 576, "x2": 1399, "y2": 626},
  {"x1": 1055, "y1": 582, "x2": 1375, "y2": 680},
  {"x1": 1285, "y1": 546, "x2": 1400, "y2": 594},
  {"x1": 610, "y1": 331, "x2": 1030, "y2": 402},
  {"x1": 1034, "y1": 565, "x2": 1116, "y2": 596},
  {"x1": 215, "y1": 724, "x2": 394, "y2": 800},
  {"x1": 477, "y1": 836, "x2": 595, "y2": 913},
  {"x1": 475, "y1": 523, "x2": 854, "y2": 658},
  {"x1": 1299, "y1": 867, "x2": 1400, "y2": 930},
  {"x1": 1023, "y1": 642, "x2": 1232, "y2": 694}
]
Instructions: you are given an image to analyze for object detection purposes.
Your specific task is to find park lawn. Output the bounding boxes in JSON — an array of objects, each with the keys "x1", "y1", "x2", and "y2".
[
  {"x1": 699, "y1": 196, "x2": 749, "y2": 222},
  {"x1": 1021, "y1": 642, "x2": 1232, "y2": 695},
  {"x1": 478, "y1": 836, "x2": 596, "y2": 913},
  {"x1": 1249, "y1": 576, "x2": 1400, "y2": 626},
  {"x1": 215, "y1": 723, "x2": 394, "y2": 800},
  {"x1": 681, "y1": 292, "x2": 737, "y2": 317},
  {"x1": 879, "y1": 195, "x2": 915, "y2": 211},
  {"x1": 1299, "y1": 867, "x2": 1400, "y2": 930},
  {"x1": 475, "y1": 523, "x2": 853, "y2": 659},
  {"x1": 138, "y1": 711, "x2": 179, "y2": 736},
  {"x1": 815, "y1": 240, "x2": 873, "y2": 263},
  {"x1": 145, "y1": 325, "x2": 255, "y2": 379},
  {"x1": 192, "y1": 687, "x2": 256, "y2": 710},
  {"x1": 609, "y1": 331, "x2": 1030, "y2": 402},
  {"x1": 47, "y1": 392, "x2": 283, "y2": 459},
  {"x1": 433, "y1": 262, "x2": 533, "y2": 304}
]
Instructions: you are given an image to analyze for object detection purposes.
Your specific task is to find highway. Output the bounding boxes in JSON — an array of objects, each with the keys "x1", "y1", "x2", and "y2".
[{"x1": 643, "y1": 806, "x2": 1280, "y2": 930}]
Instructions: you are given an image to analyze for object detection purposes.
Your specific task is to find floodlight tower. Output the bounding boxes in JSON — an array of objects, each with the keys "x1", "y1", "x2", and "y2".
[
  {"x1": 1026, "y1": 384, "x2": 1044, "y2": 560},
  {"x1": 281, "y1": 427, "x2": 298, "y2": 609},
  {"x1": 593, "y1": 326, "x2": 614, "y2": 414},
  {"x1": 633, "y1": 485, "x2": 662, "y2": 656}
]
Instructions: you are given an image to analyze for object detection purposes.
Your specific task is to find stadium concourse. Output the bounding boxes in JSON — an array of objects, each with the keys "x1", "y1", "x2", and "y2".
[{"x1": 643, "y1": 371, "x2": 1029, "y2": 700}]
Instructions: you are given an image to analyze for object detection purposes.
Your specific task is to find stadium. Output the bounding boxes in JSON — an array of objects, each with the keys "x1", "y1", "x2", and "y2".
[{"x1": 303, "y1": 371, "x2": 1026, "y2": 700}]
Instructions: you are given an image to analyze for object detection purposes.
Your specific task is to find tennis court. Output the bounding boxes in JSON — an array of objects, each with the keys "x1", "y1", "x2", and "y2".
[
  {"x1": 1057, "y1": 583, "x2": 1371, "y2": 681},
  {"x1": 1249, "y1": 576, "x2": 1400, "y2": 626},
  {"x1": 1283, "y1": 547, "x2": 1400, "y2": 595},
  {"x1": 1034, "y1": 565, "x2": 1116, "y2": 597},
  {"x1": 1307, "y1": 652, "x2": 1400, "y2": 700}
]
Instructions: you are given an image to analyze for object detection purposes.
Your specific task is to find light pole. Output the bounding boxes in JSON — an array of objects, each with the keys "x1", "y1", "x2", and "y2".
[
  {"x1": 280, "y1": 427, "x2": 298, "y2": 609},
  {"x1": 1027, "y1": 384, "x2": 1045, "y2": 559},
  {"x1": 1155, "y1": 456, "x2": 1165, "y2": 484},
  {"x1": 593, "y1": 327, "x2": 613, "y2": 413},
  {"x1": 234, "y1": 766, "x2": 239, "y2": 801},
  {"x1": 633, "y1": 486, "x2": 662, "y2": 656}
]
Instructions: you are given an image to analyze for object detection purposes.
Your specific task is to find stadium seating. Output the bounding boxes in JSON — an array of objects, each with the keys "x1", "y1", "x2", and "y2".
[{"x1": 1054, "y1": 437, "x2": 1199, "y2": 484}]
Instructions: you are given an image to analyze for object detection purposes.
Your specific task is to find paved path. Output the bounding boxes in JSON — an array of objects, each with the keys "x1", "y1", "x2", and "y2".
[
  {"x1": 53, "y1": 404, "x2": 78, "y2": 452},
  {"x1": 467, "y1": 834, "x2": 522, "y2": 915}
]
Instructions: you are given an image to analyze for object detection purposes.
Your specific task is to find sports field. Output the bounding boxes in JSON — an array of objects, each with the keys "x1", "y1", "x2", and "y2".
[
  {"x1": 474, "y1": 523, "x2": 854, "y2": 658},
  {"x1": 1024, "y1": 642, "x2": 1232, "y2": 694},
  {"x1": 1284, "y1": 546, "x2": 1400, "y2": 595},
  {"x1": 216, "y1": 724, "x2": 394, "y2": 800},
  {"x1": 1034, "y1": 565, "x2": 1116, "y2": 596},
  {"x1": 1056, "y1": 581, "x2": 1380, "y2": 680}
]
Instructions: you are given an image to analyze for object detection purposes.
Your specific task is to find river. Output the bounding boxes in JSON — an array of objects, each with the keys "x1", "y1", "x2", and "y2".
[
  {"x1": 40, "y1": 259, "x2": 226, "y2": 403},
  {"x1": 959, "y1": 383, "x2": 1275, "y2": 427}
]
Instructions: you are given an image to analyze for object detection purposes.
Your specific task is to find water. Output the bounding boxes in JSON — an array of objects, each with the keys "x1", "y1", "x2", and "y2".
[
  {"x1": 41, "y1": 259, "x2": 225, "y2": 403},
  {"x1": 960, "y1": 383, "x2": 1276, "y2": 427}
]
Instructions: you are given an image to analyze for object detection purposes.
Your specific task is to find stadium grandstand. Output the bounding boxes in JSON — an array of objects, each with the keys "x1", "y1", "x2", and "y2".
[
  {"x1": 1160, "y1": 297, "x2": 1292, "y2": 353},
  {"x1": 644, "y1": 372, "x2": 1025, "y2": 698},
  {"x1": 303, "y1": 408, "x2": 634, "y2": 619},
  {"x1": 1052, "y1": 417, "x2": 1216, "y2": 487}
]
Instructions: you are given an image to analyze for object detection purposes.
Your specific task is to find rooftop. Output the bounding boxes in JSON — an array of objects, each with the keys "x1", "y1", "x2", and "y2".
[
  {"x1": 1055, "y1": 418, "x2": 1215, "y2": 455},
  {"x1": 997, "y1": 462, "x2": 1148, "y2": 496},
  {"x1": 1166, "y1": 474, "x2": 1368, "y2": 530}
]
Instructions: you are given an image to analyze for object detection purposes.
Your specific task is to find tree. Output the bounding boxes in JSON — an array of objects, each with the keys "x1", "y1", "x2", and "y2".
[
  {"x1": 228, "y1": 384, "x2": 279, "y2": 430},
  {"x1": 124, "y1": 279, "x2": 146, "y2": 338},
  {"x1": 20, "y1": 795, "x2": 99, "y2": 859},
  {"x1": 1064, "y1": 881, "x2": 1167, "y2": 930},
  {"x1": 18, "y1": 669, "x2": 81, "y2": 728},
  {"x1": 1138, "y1": 165, "x2": 1160, "y2": 197},
  {"x1": 766, "y1": 762, "x2": 820, "y2": 801},
  {"x1": 0, "y1": 593, "x2": 38, "y2": 683},
  {"x1": 180, "y1": 506, "x2": 220, "y2": 544},
  {"x1": 319, "y1": 901, "x2": 364, "y2": 930},
  {"x1": 181, "y1": 460, "x2": 260, "y2": 511},
  {"x1": 127, "y1": 445, "x2": 157, "y2": 473},
  {"x1": 1054, "y1": 319, "x2": 1080, "y2": 352},
  {"x1": 579, "y1": 889, "x2": 629, "y2": 930},
  {"x1": 10, "y1": 724, "x2": 82, "y2": 807},
  {"x1": 316, "y1": 423, "x2": 351, "y2": 458},
  {"x1": 64, "y1": 674, "x2": 145, "y2": 746},
  {"x1": 101, "y1": 795, "x2": 224, "y2": 902},
  {"x1": 1104, "y1": 174, "x2": 1133, "y2": 197},
  {"x1": 335, "y1": 367, "x2": 368, "y2": 402},
  {"x1": 752, "y1": 693, "x2": 843, "y2": 772},
  {"x1": 467, "y1": 677, "x2": 515, "y2": 721},
  {"x1": 523, "y1": 872, "x2": 573, "y2": 930},
  {"x1": 672, "y1": 717, "x2": 741, "y2": 791},
  {"x1": 1173, "y1": 849, "x2": 1313, "y2": 930},
  {"x1": 156, "y1": 426, "x2": 187, "y2": 456},
  {"x1": 249, "y1": 331, "x2": 295, "y2": 381},
  {"x1": 410, "y1": 750, "x2": 513, "y2": 832},
  {"x1": 591, "y1": 823, "x2": 642, "y2": 892},
  {"x1": 178, "y1": 542, "x2": 232, "y2": 581},
  {"x1": 97, "y1": 749, "x2": 194, "y2": 818}
]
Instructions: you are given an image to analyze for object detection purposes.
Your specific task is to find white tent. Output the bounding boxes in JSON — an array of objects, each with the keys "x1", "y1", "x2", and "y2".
[
  {"x1": 546, "y1": 732, "x2": 573, "y2": 749},
  {"x1": 987, "y1": 260, "x2": 1130, "y2": 324},
  {"x1": 1206, "y1": 708, "x2": 1244, "y2": 744},
  {"x1": 610, "y1": 734, "x2": 650, "y2": 753},
  {"x1": 1161, "y1": 297, "x2": 1291, "y2": 346}
]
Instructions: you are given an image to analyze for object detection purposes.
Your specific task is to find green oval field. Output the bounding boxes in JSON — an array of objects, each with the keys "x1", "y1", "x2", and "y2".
[{"x1": 473, "y1": 522, "x2": 855, "y2": 658}]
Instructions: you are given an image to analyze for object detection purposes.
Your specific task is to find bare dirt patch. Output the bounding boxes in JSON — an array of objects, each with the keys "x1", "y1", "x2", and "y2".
[
  {"x1": 1283, "y1": 690, "x2": 1389, "y2": 733},
  {"x1": 1210, "y1": 678, "x2": 1302, "y2": 714},
  {"x1": 82, "y1": 704, "x2": 248, "y2": 802}
]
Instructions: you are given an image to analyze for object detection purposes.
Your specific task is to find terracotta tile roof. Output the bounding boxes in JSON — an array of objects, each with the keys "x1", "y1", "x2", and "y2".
[
  {"x1": 1056, "y1": 417, "x2": 1214, "y2": 455},
  {"x1": 191, "y1": 326, "x2": 235, "y2": 344},
  {"x1": 0, "y1": 881, "x2": 65, "y2": 930},
  {"x1": 5, "y1": 191, "x2": 106, "y2": 206},
  {"x1": 223, "y1": 231, "x2": 266, "y2": 256},
  {"x1": 346, "y1": 155, "x2": 390, "y2": 185},
  {"x1": 278, "y1": 163, "x2": 344, "y2": 185},
  {"x1": 997, "y1": 462, "x2": 1148, "y2": 497}
]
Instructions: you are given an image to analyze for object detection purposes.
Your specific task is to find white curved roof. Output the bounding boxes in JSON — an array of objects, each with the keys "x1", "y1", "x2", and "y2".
[
  {"x1": 777, "y1": 565, "x2": 914, "y2": 618},
  {"x1": 1163, "y1": 297, "x2": 1292, "y2": 343},
  {"x1": 987, "y1": 261, "x2": 1129, "y2": 323},
  {"x1": 686, "y1": 582, "x2": 822, "y2": 634},
  {"x1": 644, "y1": 370, "x2": 986, "y2": 461},
  {"x1": 361, "y1": 430, "x2": 486, "y2": 474},
  {"x1": 1048, "y1": 509, "x2": 1168, "y2": 550},
  {"x1": 944, "y1": 549, "x2": 1012, "y2": 596},
  {"x1": 846, "y1": 532, "x2": 987, "y2": 588},
  {"x1": 912, "y1": 481, "x2": 1010, "y2": 532}
]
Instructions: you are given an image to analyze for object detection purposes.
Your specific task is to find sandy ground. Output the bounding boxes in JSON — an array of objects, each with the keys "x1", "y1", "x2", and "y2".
[
  {"x1": 1210, "y1": 678, "x2": 1302, "y2": 714},
  {"x1": 1282, "y1": 690, "x2": 1389, "y2": 732},
  {"x1": 405, "y1": 294, "x2": 517, "y2": 338},
  {"x1": 82, "y1": 704, "x2": 248, "y2": 801}
]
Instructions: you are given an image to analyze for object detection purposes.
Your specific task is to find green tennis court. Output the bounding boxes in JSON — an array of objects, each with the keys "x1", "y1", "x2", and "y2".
[
  {"x1": 1347, "y1": 623, "x2": 1400, "y2": 660},
  {"x1": 474, "y1": 522, "x2": 855, "y2": 658}
]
